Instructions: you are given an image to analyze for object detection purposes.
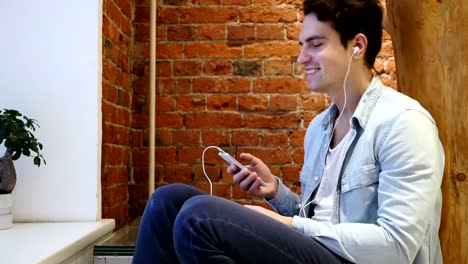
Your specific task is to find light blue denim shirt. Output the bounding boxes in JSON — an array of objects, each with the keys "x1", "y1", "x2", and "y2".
[{"x1": 268, "y1": 77, "x2": 444, "y2": 264}]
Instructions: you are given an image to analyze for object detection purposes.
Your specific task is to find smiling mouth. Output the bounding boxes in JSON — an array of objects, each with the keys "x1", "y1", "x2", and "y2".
[{"x1": 306, "y1": 68, "x2": 320, "y2": 75}]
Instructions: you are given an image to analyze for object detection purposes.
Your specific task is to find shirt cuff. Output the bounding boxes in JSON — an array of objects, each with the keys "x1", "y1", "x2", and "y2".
[{"x1": 291, "y1": 215, "x2": 319, "y2": 234}]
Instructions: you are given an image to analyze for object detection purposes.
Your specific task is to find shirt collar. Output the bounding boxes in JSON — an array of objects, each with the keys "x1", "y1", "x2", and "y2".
[{"x1": 321, "y1": 76, "x2": 384, "y2": 130}]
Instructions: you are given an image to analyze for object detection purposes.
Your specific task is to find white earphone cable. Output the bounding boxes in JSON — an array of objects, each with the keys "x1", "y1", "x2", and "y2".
[{"x1": 201, "y1": 146, "x2": 224, "y2": 196}]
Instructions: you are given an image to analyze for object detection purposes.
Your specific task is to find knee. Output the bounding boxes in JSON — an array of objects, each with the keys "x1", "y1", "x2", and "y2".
[{"x1": 150, "y1": 183, "x2": 189, "y2": 201}]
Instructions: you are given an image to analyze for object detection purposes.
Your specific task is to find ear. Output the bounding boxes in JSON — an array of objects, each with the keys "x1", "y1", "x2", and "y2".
[{"x1": 352, "y1": 33, "x2": 368, "y2": 58}]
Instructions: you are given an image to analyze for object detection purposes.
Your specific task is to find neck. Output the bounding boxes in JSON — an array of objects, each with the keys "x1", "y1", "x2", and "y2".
[{"x1": 331, "y1": 69, "x2": 373, "y2": 117}]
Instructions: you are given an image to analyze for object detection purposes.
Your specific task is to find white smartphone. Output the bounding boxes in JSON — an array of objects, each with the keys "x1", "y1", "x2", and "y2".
[{"x1": 218, "y1": 151, "x2": 266, "y2": 186}]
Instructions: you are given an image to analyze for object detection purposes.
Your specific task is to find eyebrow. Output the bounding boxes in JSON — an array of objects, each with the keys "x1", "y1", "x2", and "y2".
[{"x1": 299, "y1": 35, "x2": 327, "y2": 45}]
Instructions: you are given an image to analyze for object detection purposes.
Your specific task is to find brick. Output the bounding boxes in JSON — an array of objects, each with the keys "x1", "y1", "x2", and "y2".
[
  {"x1": 290, "y1": 130, "x2": 305, "y2": 146},
  {"x1": 179, "y1": 7, "x2": 237, "y2": 23},
  {"x1": 264, "y1": 58, "x2": 293, "y2": 76},
  {"x1": 168, "y1": 25, "x2": 197, "y2": 41},
  {"x1": 203, "y1": 60, "x2": 233, "y2": 76},
  {"x1": 207, "y1": 95, "x2": 237, "y2": 111},
  {"x1": 135, "y1": 6, "x2": 150, "y2": 23},
  {"x1": 102, "y1": 145, "x2": 128, "y2": 166},
  {"x1": 156, "y1": 113, "x2": 184, "y2": 128},
  {"x1": 158, "y1": 78, "x2": 177, "y2": 94},
  {"x1": 228, "y1": 25, "x2": 255, "y2": 41},
  {"x1": 262, "y1": 132, "x2": 289, "y2": 146},
  {"x1": 103, "y1": 81, "x2": 119, "y2": 104},
  {"x1": 157, "y1": 7, "x2": 179, "y2": 24},
  {"x1": 177, "y1": 78, "x2": 192, "y2": 94},
  {"x1": 201, "y1": 130, "x2": 230, "y2": 146},
  {"x1": 254, "y1": 77, "x2": 306, "y2": 93},
  {"x1": 233, "y1": 60, "x2": 262, "y2": 76},
  {"x1": 156, "y1": 96, "x2": 176, "y2": 112},
  {"x1": 177, "y1": 95, "x2": 206, "y2": 111},
  {"x1": 238, "y1": 147, "x2": 291, "y2": 164},
  {"x1": 173, "y1": 130, "x2": 201, "y2": 146},
  {"x1": 292, "y1": 148, "x2": 304, "y2": 163},
  {"x1": 384, "y1": 58, "x2": 396, "y2": 74},
  {"x1": 155, "y1": 148, "x2": 177, "y2": 164},
  {"x1": 196, "y1": 25, "x2": 226, "y2": 40},
  {"x1": 102, "y1": 101, "x2": 131, "y2": 126},
  {"x1": 193, "y1": 0, "x2": 221, "y2": 5},
  {"x1": 134, "y1": 77, "x2": 149, "y2": 94},
  {"x1": 116, "y1": 0, "x2": 132, "y2": 18},
  {"x1": 134, "y1": 43, "x2": 150, "y2": 59},
  {"x1": 281, "y1": 164, "x2": 302, "y2": 183},
  {"x1": 103, "y1": 123, "x2": 132, "y2": 145},
  {"x1": 102, "y1": 167, "x2": 129, "y2": 187},
  {"x1": 232, "y1": 130, "x2": 259, "y2": 146},
  {"x1": 177, "y1": 148, "x2": 205, "y2": 164},
  {"x1": 223, "y1": 0, "x2": 251, "y2": 5},
  {"x1": 287, "y1": 23, "x2": 301, "y2": 40},
  {"x1": 186, "y1": 112, "x2": 243, "y2": 128},
  {"x1": 238, "y1": 95, "x2": 268, "y2": 111},
  {"x1": 132, "y1": 149, "x2": 149, "y2": 168},
  {"x1": 102, "y1": 185, "x2": 129, "y2": 207},
  {"x1": 256, "y1": 25, "x2": 284, "y2": 40},
  {"x1": 135, "y1": 24, "x2": 150, "y2": 42},
  {"x1": 193, "y1": 165, "x2": 223, "y2": 183},
  {"x1": 156, "y1": 61, "x2": 172, "y2": 77},
  {"x1": 186, "y1": 43, "x2": 242, "y2": 58},
  {"x1": 174, "y1": 60, "x2": 203, "y2": 76},
  {"x1": 300, "y1": 93, "x2": 327, "y2": 111},
  {"x1": 245, "y1": 41, "x2": 300, "y2": 58},
  {"x1": 156, "y1": 43, "x2": 184, "y2": 59},
  {"x1": 157, "y1": 25, "x2": 167, "y2": 41},
  {"x1": 379, "y1": 40, "x2": 394, "y2": 57},
  {"x1": 156, "y1": 129, "x2": 173, "y2": 146},
  {"x1": 163, "y1": 0, "x2": 190, "y2": 6},
  {"x1": 244, "y1": 113, "x2": 300, "y2": 129},
  {"x1": 239, "y1": 7, "x2": 297, "y2": 23},
  {"x1": 270, "y1": 95, "x2": 298, "y2": 111},
  {"x1": 193, "y1": 78, "x2": 251, "y2": 93},
  {"x1": 132, "y1": 112, "x2": 149, "y2": 129},
  {"x1": 252, "y1": 0, "x2": 302, "y2": 4},
  {"x1": 164, "y1": 165, "x2": 194, "y2": 183},
  {"x1": 373, "y1": 57, "x2": 385, "y2": 74}
]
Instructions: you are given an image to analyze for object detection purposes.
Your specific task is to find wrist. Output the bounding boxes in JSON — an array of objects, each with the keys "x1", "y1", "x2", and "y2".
[{"x1": 265, "y1": 177, "x2": 279, "y2": 200}]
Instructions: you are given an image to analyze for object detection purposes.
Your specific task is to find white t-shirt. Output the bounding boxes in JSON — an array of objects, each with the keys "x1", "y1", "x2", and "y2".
[{"x1": 312, "y1": 132, "x2": 350, "y2": 222}]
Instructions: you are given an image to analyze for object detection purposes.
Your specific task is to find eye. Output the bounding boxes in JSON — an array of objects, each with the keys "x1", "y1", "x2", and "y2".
[{"x1": 312, "y1": 43, "x2": 323, "y2": 48}]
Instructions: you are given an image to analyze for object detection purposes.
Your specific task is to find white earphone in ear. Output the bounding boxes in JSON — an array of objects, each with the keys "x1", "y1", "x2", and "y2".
[{"x1": 353, "y1": 46, "x2": 359, "y2": 55}]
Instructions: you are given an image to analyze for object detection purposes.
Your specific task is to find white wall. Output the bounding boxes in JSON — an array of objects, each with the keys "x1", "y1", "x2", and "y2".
[{"x1": 0, "y1": 0, "x2": 102, "y2": 221}]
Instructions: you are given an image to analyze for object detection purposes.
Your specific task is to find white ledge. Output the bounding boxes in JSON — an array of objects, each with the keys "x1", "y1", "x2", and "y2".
[{"x1": 0, "y1": 219, "x2": 115, "y2": 264}]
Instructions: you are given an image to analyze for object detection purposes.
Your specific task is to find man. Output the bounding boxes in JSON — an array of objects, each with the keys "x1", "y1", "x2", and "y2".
[{"x1": 132, "y1": 0, "x2": 444, "y2": 263}]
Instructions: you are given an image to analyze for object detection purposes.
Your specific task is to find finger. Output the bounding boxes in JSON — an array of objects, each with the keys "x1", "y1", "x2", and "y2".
[
  {"x1": 239, "y1": 153, "x2": 259, "y2": 165},
  {"x1": 227, "y1": 164, "x2": 241, "y2": 174},
  {"x1": 238, "y1": 173, "x2": 257, "y2": 191},
  {"x1": 232, "y1": 169, "x2": 249, "y2": 185}
]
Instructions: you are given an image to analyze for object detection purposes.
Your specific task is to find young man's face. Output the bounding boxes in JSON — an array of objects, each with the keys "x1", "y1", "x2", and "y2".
[{"x1": 298, "y1": 13, "x2": 354, "y2": 95}]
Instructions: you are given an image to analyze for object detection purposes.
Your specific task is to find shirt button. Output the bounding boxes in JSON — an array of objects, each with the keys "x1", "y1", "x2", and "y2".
[{"x1": 314, "y1": 177, "x2": 319, "y2": 181}]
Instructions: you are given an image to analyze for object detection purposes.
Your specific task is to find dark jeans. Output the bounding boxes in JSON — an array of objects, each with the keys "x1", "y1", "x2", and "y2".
[{"x1": 132, "y1": 183, "x2": 347, "y2": 264}]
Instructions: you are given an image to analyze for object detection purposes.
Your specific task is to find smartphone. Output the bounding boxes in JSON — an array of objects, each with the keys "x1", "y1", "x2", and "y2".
[{"x1": 218, "y1": 151, "x2": 266, "y2": 186}]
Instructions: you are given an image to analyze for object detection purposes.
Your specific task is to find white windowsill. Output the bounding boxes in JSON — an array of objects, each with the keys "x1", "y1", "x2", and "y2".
[{"x1": 0, "y1": 219, "x2": 115, "y2": 264}]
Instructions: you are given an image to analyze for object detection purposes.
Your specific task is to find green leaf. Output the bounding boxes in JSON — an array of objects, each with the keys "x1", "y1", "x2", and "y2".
[
  {"x1": 12, "y1": 151, "x2": 21, "y2": 160},
  {"x1": 22, "y1": 148, "x2": 31, "y2": 156},
  {"x1": 34, "y1": 156, "x2": 40, "y2": 166}
]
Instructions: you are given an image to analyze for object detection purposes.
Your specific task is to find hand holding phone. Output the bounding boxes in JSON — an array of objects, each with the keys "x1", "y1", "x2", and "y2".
[{"x1": 218, "y1": 151, "x2": 266, "y2": 187}]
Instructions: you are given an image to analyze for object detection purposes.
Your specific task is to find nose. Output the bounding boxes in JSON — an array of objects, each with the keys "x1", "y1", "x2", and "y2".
[{"x1": 297, "y1": 46, "x2": 311, "y2": 64}]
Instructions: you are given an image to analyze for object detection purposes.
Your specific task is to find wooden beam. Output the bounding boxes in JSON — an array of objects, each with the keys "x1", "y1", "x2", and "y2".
[{"x1": 385, "y1": 1, "x2": 468, "y2": 263}]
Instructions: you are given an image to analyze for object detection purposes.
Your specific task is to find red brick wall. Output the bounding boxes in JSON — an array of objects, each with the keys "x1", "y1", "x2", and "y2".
[
  {"x1": 102, "y1": 0, "x2": 134, "y2": 229},
  {"x1": 100, "y1": 0, "x2": 397, "y2": 226}
]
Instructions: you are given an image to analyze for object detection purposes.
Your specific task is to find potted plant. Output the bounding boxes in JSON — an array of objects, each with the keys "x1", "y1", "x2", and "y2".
[{"x1": 0, "y1": 109, "x2": 45, "y2": 229}]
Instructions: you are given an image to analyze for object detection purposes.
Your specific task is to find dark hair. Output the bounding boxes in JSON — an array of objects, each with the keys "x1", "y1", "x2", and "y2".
[{"x1": 303, "y1": 0, "x2": 383, "y2": 68}]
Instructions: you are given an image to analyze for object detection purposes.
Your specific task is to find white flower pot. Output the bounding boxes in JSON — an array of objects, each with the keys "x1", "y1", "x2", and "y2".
[{"x1": 0, "y1": 193, "x2": 13, "y2": 229}]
